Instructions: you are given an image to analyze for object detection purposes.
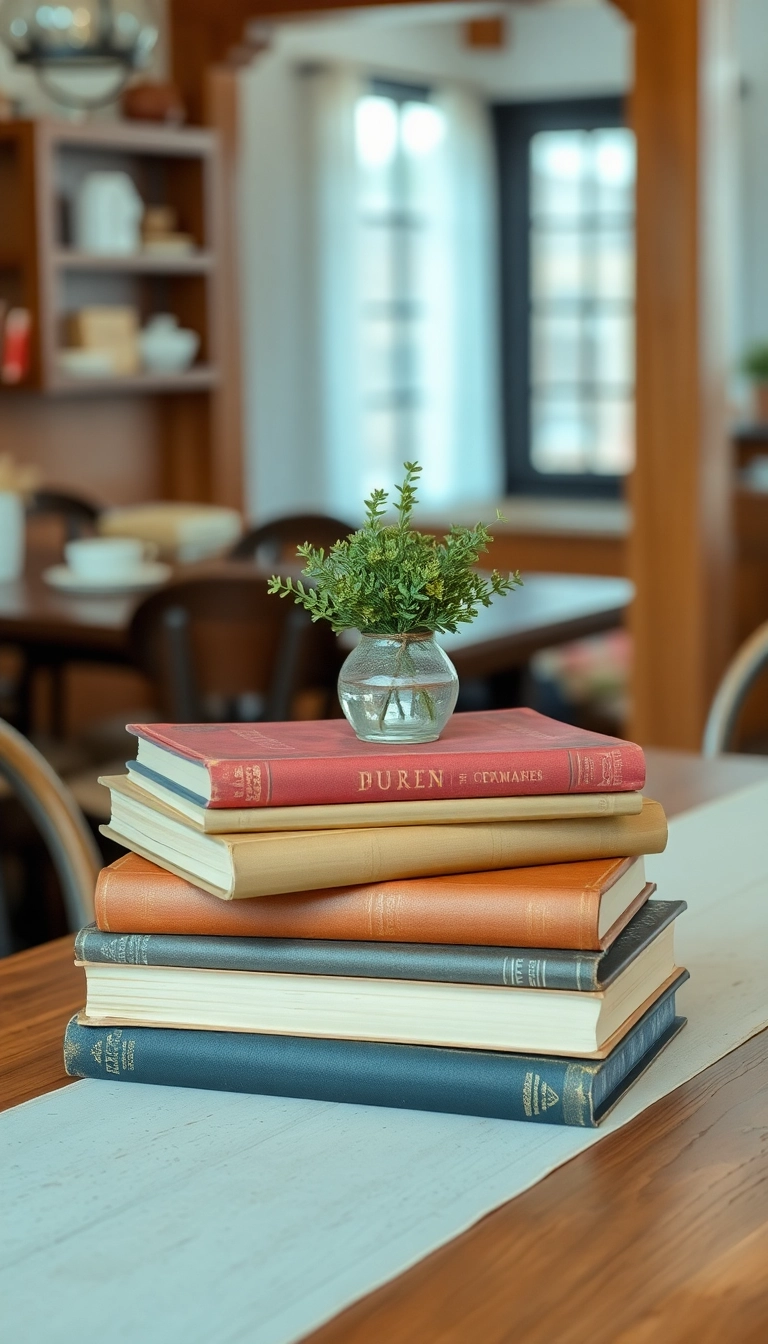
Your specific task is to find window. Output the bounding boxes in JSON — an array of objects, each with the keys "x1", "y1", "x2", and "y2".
[
  {"x1": 494, "y1": 98, "x2": 636, "y2": 497},
  {"x1": 354, "y1": 81, "x2": 446, "y2": 499}
]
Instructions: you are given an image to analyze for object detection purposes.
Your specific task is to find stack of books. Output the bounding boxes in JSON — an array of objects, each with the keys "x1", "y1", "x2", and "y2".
[{"x1": 64, "y1": 708, "x2": 687, "y2": 1128}]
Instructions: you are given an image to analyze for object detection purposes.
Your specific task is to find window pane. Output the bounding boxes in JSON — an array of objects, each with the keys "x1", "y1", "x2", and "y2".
[
  {"x1": 588, "y1": 313, "x2": 634, "y2": 387},
  {"x1": 356, "y1": 96, "x2": 398, "y2": 211},
  {"x1": 591, "y1": 229, "x2": 634, "y2": 300},
  {"x1": 531, "y1": 229, "x2": 584, "y2": 300},
  {"x1": 592, "y1": 128, "x2": 635, "y2": 218},
  {"x1": 361, "y1": 317, "x2": 426, "y2": 398},
  {"x1": 531, "y1": 396, "x2": 591, "y2": 473},
  {"x1": 531, "y1": 313, "x2": 582, "y2": 386},
  {"x1": 360, "y1": 318, "x2": 395, "y2": 395},
  {"x1": 361, "y1": 408, "x2": 398, "y2": 496},
  {"x1": 359, "y1": 223, "x2": 393, "y2": 305},
  {"x1": 593, "y1": 398, "x2": 634, "y2": 473},
  {"x1": 530, "y1": 131, "x2": 589, "y2": 221}
]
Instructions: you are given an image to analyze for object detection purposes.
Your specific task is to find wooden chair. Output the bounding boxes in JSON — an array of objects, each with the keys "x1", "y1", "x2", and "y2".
[
  {"x1": 702, "y1": 621, "x2": 768, "y2": 756},
  {"x1": 26, "y1": 489, "x2": 101, "y2": 542},
  {"x1": 0, "y1": 717, "x2": 100, "y2": 955},
  {"x1": 229, "y1": 513, "x2": 355, "y2": 566},
  {"x1": 127, "y1": 567, "x2": 331, "y2": 723}
]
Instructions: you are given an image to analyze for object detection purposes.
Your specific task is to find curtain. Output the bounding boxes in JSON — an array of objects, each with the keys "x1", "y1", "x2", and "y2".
[
  {"x1": 239, "y1": 60, "x2": 503, "y2": 521},
  {"x1": 305, "y1": 67, "x2": 367, "y2": 520},
  {"x1": 417, "y1": 86, "x2": 505, "y2": 508}
]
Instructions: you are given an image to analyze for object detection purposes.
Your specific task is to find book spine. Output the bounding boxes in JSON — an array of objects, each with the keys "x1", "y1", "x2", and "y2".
[
  {"x1": 76, "y1": 926, "x2": 603, "y2": 990},
  {"x1": 206, "y1": 743, "x2": 646, "y2": 808},
  {"x1": 590, "y1": 987, "x2": 679, "y2": 1116},
  {"x1": 63, "y1": 1018, "x2": 600, "y2": 1126}
]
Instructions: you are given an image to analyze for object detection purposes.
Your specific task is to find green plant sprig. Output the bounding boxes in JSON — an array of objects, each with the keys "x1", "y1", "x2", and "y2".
[{"x1": 267, "y1": 462, "x2": 522, "y2": 635}]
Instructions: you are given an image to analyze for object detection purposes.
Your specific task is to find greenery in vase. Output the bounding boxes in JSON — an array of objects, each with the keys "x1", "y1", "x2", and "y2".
[{"x1": 267, "y1": 461, "x2": 522, "y2": 635}]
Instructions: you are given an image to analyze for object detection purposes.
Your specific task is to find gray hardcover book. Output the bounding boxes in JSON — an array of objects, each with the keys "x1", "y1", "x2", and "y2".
[{"x1": 76, "y1": 899, "x2": 685, "y2": 992}]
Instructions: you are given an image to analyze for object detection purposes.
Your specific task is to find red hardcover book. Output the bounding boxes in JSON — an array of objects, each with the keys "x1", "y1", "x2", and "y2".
[{"x1": 127, "y1": 708, "x2": 645, "y2": 810}]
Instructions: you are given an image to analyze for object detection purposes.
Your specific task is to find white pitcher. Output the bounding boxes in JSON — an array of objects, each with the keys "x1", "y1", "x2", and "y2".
[{"x1": 74, "y1": 172, "x2": 144, "y2": 255}]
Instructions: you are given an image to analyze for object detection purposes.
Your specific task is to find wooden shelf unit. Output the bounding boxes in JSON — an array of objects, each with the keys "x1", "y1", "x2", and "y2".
[
  {"x1": 53, "y1": 250, "x2": 215, "y2": 274},
  {"x1": 0, "y1": 119, "x2": 234, "y2": 508},
  {"x1": 49, "y1": 366, "x2": 220, "y2": 395}
]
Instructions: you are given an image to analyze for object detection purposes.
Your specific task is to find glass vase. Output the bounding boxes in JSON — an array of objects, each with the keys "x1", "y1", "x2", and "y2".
[{"x1": 338, "y1": 632, "x2": 459, "y2": 744}]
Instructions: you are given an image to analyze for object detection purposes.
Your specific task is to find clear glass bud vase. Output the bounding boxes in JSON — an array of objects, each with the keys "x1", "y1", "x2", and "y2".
[{"x1": 338, "y1": 632, "x2": 459, "y2": 744}]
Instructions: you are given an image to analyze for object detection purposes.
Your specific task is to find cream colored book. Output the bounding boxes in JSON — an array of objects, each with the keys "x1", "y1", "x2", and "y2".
[
  {"x1": 119, "y1": 767, "x2": 644, "y2": 834},
  {"x1": 101, "y1": 774, "x2": 667, "y2": 901},
  {"x1": 77, "y1": 931, "x2": 680, "y2": 1058}
]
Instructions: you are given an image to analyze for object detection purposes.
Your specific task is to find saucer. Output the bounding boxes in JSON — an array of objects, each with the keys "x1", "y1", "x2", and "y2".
[{"x1": 43, "y1": 562, "x2": 172, "y2": 594}]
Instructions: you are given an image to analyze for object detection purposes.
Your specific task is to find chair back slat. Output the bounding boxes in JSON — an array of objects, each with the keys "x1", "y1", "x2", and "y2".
[
  {"x1": 702, "y1": 620, "x2": 768, "y2": 755},
  {"x1": 129, "y1": 569, "x2": 332, "y2": 723},
  {"x1": 230, "y1": 513, "x2": 354, "y2": 565}
]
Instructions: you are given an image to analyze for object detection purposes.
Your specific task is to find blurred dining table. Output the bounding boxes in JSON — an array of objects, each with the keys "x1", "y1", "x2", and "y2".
[{"x1": 0, "y1": 553, "x2": 632, "y2": 670}]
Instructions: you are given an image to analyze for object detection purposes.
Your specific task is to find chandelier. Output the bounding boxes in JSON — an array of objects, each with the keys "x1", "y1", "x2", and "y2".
[{"x1": 0, "y1": 0, "x2": 159, "y2": 107}]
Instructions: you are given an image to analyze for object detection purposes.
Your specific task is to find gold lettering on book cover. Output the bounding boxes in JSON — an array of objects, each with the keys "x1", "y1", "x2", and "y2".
[
  {"x1": 573, "y1": 751, "x2": 595, "y2": 786},
  {"x1": 522, "y1": 1071, "x2": 533, "y2": 1117},
  {"x1": 359, "y1": 768, "x2": 445, "y2": 792},
  {"x1": 89, "y1": 1041, "x2": 103, "y2": 1066},
  {"x1": 63, "y1": 1035, "x2": 81, "y2": 1071},
  {"x1": 562, "y1": 1064, "x2": 590, "y2": 1126},
  {"x1": 541, "y1": 1083, "x2": 559, "y2": 1110},
  {"x1": 473, "y1": 769, "x2": 543, "y2": 784},
  {"x1": 105, "y1": 1029, "x2": 123, "y2": 1075},
  {"x1": 599, "y1": 750, "x2": 623, "y2": 787}
]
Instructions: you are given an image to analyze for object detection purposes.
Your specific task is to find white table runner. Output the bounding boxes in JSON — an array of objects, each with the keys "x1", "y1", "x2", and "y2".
[{"x1": 2, "y1": 781, "x2": 768, "y2": 1344}]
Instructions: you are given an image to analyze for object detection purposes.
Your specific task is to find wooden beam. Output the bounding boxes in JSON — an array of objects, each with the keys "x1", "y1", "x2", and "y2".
[
  {"x1": 204, "y1": 62, "x2": 246, "y2": 510},
  {"x1": 628, "y1": 0, "x2": 737, "y2": 748},
  {"x1": 608, "y1": 0, "x2": 635, "y2": 20},
  {"x1": 170, "y1": 0, "x2": 451, "y2": 123}
]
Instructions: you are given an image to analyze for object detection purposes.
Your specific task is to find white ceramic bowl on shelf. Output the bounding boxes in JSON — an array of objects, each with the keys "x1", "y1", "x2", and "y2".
[
  {"x1": 138, "y1": 314, "x2": 200, "y2": 374},
  {"x1": 57, "y1": 349, "x2": 116, "y2": 378}
]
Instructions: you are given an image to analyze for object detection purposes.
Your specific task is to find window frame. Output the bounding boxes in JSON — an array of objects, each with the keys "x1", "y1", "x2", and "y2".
[{"x1": 493, "y1": 95, "x2": 632, "y2": 499}]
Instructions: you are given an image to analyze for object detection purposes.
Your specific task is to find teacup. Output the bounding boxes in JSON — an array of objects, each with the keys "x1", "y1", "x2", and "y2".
[{"x1": 64, "y1": 537, "x2": 157, "y2": 582}]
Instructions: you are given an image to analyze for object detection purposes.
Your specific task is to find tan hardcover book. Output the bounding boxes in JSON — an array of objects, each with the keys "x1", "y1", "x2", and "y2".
[
  {"x1": 117, "y1": 769, "x2": 644, "y2": 833},
  {"x1": 99, "y1": 771, "x2": 665, "y2": 906}
]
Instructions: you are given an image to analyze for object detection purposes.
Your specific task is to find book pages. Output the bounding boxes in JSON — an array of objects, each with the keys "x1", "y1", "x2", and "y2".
[{"x1": 2, "y1": 780, "x2": 768, "y2": 1344}]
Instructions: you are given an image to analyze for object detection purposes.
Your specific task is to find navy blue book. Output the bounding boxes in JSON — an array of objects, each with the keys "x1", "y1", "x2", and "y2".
[
  {"x1": 75, "y1": 900, "x2": 685, "y2": 993},
  {"x1": 63, "y1": 972, "x2": 687, "y2": 1128}
]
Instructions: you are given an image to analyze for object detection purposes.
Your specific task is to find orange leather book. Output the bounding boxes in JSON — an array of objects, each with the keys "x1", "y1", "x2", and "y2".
[{"x1": 94, "y1": 852, "x2": 653, "y2": 951}]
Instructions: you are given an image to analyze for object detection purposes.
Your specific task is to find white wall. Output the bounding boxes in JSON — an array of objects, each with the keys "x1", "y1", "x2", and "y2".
[
  {"x1": 238, "y1": 55, "x2": 329, "y2": 520},
  {"x1": 269, "y1": 2, "x2": 630, "y2": 99}
]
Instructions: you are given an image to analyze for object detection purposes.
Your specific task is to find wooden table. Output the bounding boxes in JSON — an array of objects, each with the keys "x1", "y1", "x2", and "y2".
[
  {"x1": 2, "y1": 748, "x2": 768, "y2": 1340},
  {"x1": 0, "y1": 558, "x2": 632, "y2": 678}
]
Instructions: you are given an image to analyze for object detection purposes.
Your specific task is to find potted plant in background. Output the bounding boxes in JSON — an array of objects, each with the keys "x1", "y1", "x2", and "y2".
[
  {"x1": 741, "y1": 342, "x2": 768, "y2": 423},
  {"x1": 268, "y1": 462, "x2": 521, "y2": 743}
]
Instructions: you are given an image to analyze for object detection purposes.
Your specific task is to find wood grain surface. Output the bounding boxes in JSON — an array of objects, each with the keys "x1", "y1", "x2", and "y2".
[
  {"x1": 629, "y1": 0, "x2": 735, "y2": 749},
  {"x1": 2, "y1": 749, "x2": 767, "y2": 1341},
  {"x1": 0, "y1": 937, "x2": 81, "y2": 1113}
]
